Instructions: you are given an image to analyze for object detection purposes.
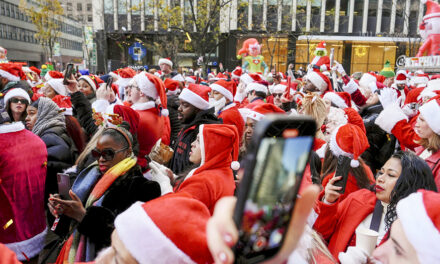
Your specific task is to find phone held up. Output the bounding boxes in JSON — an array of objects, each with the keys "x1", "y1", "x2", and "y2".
[
  {"x1": 63, "y1": 63, "x2": 74, "y2": 85},
  {"x1": 233, "y1": 115, "x2": 316, "y2": 263}
]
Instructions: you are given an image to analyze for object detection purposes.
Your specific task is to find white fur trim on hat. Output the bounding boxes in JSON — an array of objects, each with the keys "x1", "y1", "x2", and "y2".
[
  {"x1": 172, "y1": 74, "x2": 185, "y2": 82},
  {"x1": 413, "y1": 76, "x2": 429, "y2": 85},
  {"x1": 247, "y1": 110, "x2": 265, "y2": 122},
  {"x1": 133, "y1": 73, "x2": 158, "y2": 99},
  {"x1": 185, "y1": 77, "x2": 196, "y2": 84},
  {"x1": 246, "y1": 82, "x2": 267, "y2": 94},
  {"x1": 4, "y1": 88, "x2": 31, "y2": 105},
  {"x1": 343, "y1": 79, "x2": 359, "y2": 94},
  {"x1": 115, "y1": 202, "x2": 196, "y2": 264},
  {"x1": 375, "y1": 104, "x2": 408, "y2": 134},
  {"x1": 307, "y1": 71, "x2": 327, "y2": 92},
  {"x1": 368, "y1": 82, "x2": 378, "y2": 93},
  {"x1": 179, "y1": 88, "x2": 210, "y2": 110},
  {"x1": 0, "y1": 69, "x2": 20, "y2": 82},
  {"x1": 210, "y1": 83, "x2": 233, "y2": 102},
  {"x1": 158, "y1": 58, "x2": 173, "y2": 68},
  {"x1": 0, "y1": 121, "x2": 25, "y2": 134},
  {"x1": 273, "y1": 84, "x2": 287, "y2": 94},
  {"x1": 419, "y1": 99, "x2": 440, "y2": 135},
  {"x1": 359, "y1": 73, "x2": 377, "y2": 90},
  {"x1": 323, "y1": 92, "x2": 348, "y2": 109},
  {"x1": 47, "y1": 78, "x2": 67, "y2": 96},
  {"x1": 79, "y1": 75, "x2": 97, "y2": 91},
  {"x1": 240, "y1": 74, "x2": 254, "y2": 85},
  {"x1": 108, "y1": 72, "x2": 118, "y2": 79},
  {"x1": 397, "y1": 192, "x2": 440, "y2": 264}
]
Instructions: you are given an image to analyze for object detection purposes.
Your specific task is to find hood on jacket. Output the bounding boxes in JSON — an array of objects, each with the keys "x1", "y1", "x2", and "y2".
[{"x1": 183, "y1": 107, "x2": 220, "y2": 130}]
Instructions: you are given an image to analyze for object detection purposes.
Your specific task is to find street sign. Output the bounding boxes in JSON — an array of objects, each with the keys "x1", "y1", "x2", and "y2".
[
  {"x1": 54, "y1": 43, "x2": 61, "y2": 57},
  {"x1": 128, "y1": 42, "x2": 146, "y2": 61},
  {"x1": 90, "y1": 43, "x2": 97, "y2": 66}
]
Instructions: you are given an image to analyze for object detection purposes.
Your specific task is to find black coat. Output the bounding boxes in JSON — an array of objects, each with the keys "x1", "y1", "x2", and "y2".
[
  {"x1": 70, "y1": 91, "x2": 98, "y2": 137},
  {"x1": 169, "y1": 107, "x2": 221, "y2": 174},
  {"x1": 167, "y1": 94, "x2": 183, "y2": 146},
  {"x1": 54, "y1": 165, "x2": 161, "y2": 253}
]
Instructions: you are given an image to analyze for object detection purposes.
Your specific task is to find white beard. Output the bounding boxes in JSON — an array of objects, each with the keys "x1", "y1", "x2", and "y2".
[{"x1": 209, "y1": 97, "x2": 227, "y2": 116}]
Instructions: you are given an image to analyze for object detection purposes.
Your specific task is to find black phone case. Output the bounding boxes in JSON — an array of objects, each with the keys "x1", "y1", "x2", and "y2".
[
  {"x1": 333, "y1": 155, "x2": 352, "y2": 194},
  {"x1": 63, "y1": 64, "x2": 74, "y2": 85}
]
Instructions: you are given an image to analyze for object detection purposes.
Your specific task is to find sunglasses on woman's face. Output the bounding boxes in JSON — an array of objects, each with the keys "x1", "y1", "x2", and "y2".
[
  {"x1": 91, "y1": 147, "x2": 128, "y2": 161},
  {"x1": 10, "y1": 98, "x2": 28, "y2": 104},
  {"x1": 273, "y1": 93, "x2": 283, "y2": 98}
]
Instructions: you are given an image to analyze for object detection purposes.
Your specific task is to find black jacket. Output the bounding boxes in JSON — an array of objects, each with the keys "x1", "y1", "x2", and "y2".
[
  {"x1": 167, "y1": 94, "x2": 183, "y2": 146},
  {"x1": 70, "y1": 91, "x2": 98, "y2": 137},
  {"x1": 169, "y1": 107, "x2": 220, "y2": 174}
]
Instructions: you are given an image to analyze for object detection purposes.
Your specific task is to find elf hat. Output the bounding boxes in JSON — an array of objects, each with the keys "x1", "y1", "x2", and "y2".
[
  {"x1": 78, "y1": 75, "x2": 104, "y2": 92},
  {"x1": 419, "y1": 97, "x2": 440, "y2": 135},
  {"x1": 133, "y1": 72, "x2": 169, "y2": 116},
  {"x1": 246, "y1": 81, "x2": 269, "y2": 95},
  {"x1": 231, "y1": 66, "x2": 243, "y2": 79},
  {"x1": 248, "y1": 103, "x2": 285, "y2": 122},
  {"x1": 0, "y1": 63, "x2": 26, "y2": 82},
  {"x1": 329, "y1": 123, "x2": 370, "y2": 167},
  {"x1": 115, "y1": 197, "x2": 213, "y2": 264},
  {"x1": 44, "y1": 70, "x2": 64, "y2": 82},
  {"x1": 306, "y1": 71, "x2": 333, "y2": 94},
  {"x1": 179, "y1": 83, "x2": 211, "y2": 110},
  {"x1": 47, "y1": 78, "x2": 67, "y2": 96},
  {"x1": 4, "y1": 88, "x2": 31, "y2": 105},
  {"x1": 379, "y1": 60, "x2": 395, "y2": 78},
  {"x1": 396, "y1": 190, "x2": 440, "y2": 264},
  {"x1": 423, "y1": 0, "x2": 440, "y2": 20},
  {"x1": 210, "y1": 79, "x2": 237, "y2": 102},
  {"x1": 158, "y1": 57, "x2": 173, "y2": 68},
  {"x1": 323, "y1": 92, "x2": 352, "y2": 109},
  {"x1": 395, "y1": 72, "x2": 408, "y2": 85}
]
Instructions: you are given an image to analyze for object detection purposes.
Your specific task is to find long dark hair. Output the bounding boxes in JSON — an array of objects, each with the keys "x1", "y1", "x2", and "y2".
[
  {"x1": 384, "y1": 151, "x2": 437, "y2": 230},
  {"x1": 6, "y1": 99, "x2": 28, "y2": 122},
  {"x1": 322, "y1": 146, "x2": 371, "y2": 189}
]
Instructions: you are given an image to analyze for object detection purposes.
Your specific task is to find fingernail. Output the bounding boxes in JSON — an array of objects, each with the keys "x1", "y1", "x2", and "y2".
[
  {"x1": 54, "y1": 210, "x2": 57, "y2": 214},
  {"x1": 223, "y1": 233, "x2": 233, "y2": 245},
  {"x1": 218, "y1": 252, "x2": 228, "y2": 263}
]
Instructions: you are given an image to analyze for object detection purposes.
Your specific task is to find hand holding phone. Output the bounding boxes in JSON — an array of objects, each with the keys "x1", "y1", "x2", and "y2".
[
  {"x1": 63, "y1": 63, "x2": 74, "y2": 85},
  {"x1": 332, "y1": 155, "x2": 351, "y2": 194},
  {"x1": 57, "y1": 173, "x2": 71, "y2": 200}
]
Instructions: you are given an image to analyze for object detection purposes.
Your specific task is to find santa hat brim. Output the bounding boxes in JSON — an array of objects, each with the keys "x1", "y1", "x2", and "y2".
[
  {"x1": 210, "y1": 83, "x2": 233, "y2": 102},
  {"x1": 0, "y1": 69, "x2": 20, "y2": 82},
  {"x1": 323, "y1": 92, "x2": 348, "y2": 109},
  {"x1": 4, "y1": 88, "x2": 31, "y2": 105},
  {"x1": 158, "y1": 58, "x2": 173, "y2": 68},
  {"x1": 397, "y1": 192, "x2": 440, "y2": 264},
  {"x1": 246, "y1": 83, "x2": 267, "y2": 94},
  {"x1": 79, "y1": 76, "x2": 97, "y2": 91},
  {"x1": 419, "y1": 99, "x2": 440, "y2": 135},
  {"x1": 179, "y1": 88, "x2": 210, "y2": 110},
  {"x1": 307, "y1": 71, "x2": 327, "y2": 92}
]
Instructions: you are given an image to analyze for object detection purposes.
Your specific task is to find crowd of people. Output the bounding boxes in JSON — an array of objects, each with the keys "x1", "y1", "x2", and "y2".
[{"x1": 1, "y1": 48, "x2": 440, "y2": 264}]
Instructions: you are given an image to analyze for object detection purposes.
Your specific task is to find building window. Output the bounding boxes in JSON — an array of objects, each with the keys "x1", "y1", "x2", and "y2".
[
  {"x1": 88, "y1": 15, "x2": 92, "y2": 22},
  {"x1": 77, "y1": 3, "x2": 82, "y2": 11},
  {"x1": 87, "y1": 3, "x2": 92, "y2": 11}
]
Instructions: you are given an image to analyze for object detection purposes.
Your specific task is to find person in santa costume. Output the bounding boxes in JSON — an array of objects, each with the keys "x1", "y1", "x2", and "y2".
[
  {"x1": 303, "y1": 69, "x2": 333, "y2": 96},
  {"x1": 77, "y1": 74, "x2": 104, "y2": 104},
  {"x1": 416, "y1": 0, "x2": 440, "y2": 57},
  {"x1": 310, "y1": 41, "x2": 331, "y2": 72},
  {"x1": 44, "y1": 78, "x2": 68, "y2": 99},
  {"x1": 234, "y1": 73, "x2": 263, "y2": 106},
  {"x1": 376, "y1": 96, "x2": 440, "y2": 189},
  {"x1": 158, "y1": 57, "x2": 174, "y2": 80},
  {"x1": 0, "y1": 120, "x2": 48, "y2": 262},
  {"x1": 169, "y1": 83, "x2": 220, "y2": 174},
  {"x1": 4, "y1": 88, "x2": 30, "y2": 123},
  {"x1": 373, "y1": 189, "x2": 440, "y2": 263},
  {"x1": 114, "y1": 67, "x2": 136, "y2": 102},
  {"x1": 314, "y1": 151, "x2": 437, "y2": 262},
  {"x1": 0, "y1": 63, "x2": 27, "y2": 111},
  {"x1": 209, "y1": 79, "x2": 245, "y2": 141},
  {"x1": 129, "y1": 72, "x2": 171, "y2": 170},
  {"x1": 244, "y1": 80, "x2": 269, "y2": 109}
]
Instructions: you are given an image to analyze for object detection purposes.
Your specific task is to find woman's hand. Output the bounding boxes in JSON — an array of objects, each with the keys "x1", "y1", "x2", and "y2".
[
  {"x1": 66, "y1": 77, "x2": 79, "y2": 94},
  {"x1": 50, "y1": 190, "x2": 86, "y2": 222},
  {"x1": 324, "y1": 176, "x2": 342, "y2": 204},
  {"x1": 48, "y1": 194, "x2": 61, "y2": 218}
]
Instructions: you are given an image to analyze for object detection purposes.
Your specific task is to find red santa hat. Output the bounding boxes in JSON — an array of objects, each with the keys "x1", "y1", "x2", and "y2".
[
  {"x1": 396, "y1": 190, "x2": 440, "y2": 264},
  {"x1": 29, "y1": 66, "x2": 41, "y2": 76},
  {"x1": 240, "y1": 73, "x2": 262, "y2": 85},
  {"x1": 47, "y1": 78, "x2": 67, "y2": 96},
  {"x1": 323, "y1": 92, "x2": 352, "y2": 109},
  {"x1": 185, "y1": 76, "x2": 196, "y2": 84},
  {"x1": 78, "y1": 75, "x2": 104, "y2": 92},
  {"x1": 114, "y1": 197, "x2": 213, "y2": 264},
  {"x1": 4, "y1": 88, "x2": 31, "y2": 105},
  {"x1": 210, "y1": 79, "x2": 236, "y2": 102},
  {"x1": 419, "y1": 79, "x2": 440, "y2": 101},
  {"x1": 405, "y1": 87, "x2": 424, "y2": 104},
  {"x1": 133, "y1": 72, "x2": 169, "y2": 116},
  {"x1": 158, "y1": 57, "x2": 173, "y2": 68},
  {"x1": 316, "y1": 41, "x2": 326, "y2": 51},
  {"x1": 231, "y1": 66, "x2": 242, "y2": 79},
  {"x1": 246, "y1": 81, "x2": 269, "y2": 95},
  {"x1": 52, "y1": 95, "x2": 73, "y2": 115},
  {"x1": 395, "y1": 72, "x2": 407, "y2": 85},
  {"x1": 44, "y1": 70, "x2": 64, "y2": 81},
  {"x1": 413, "y1": 72, "x2": 430, "y2": 88},
  {"x1": 423, "y1": 0, "x2": 440, "y2": 20},
  {"x1": 329, "y1": 123, "x2": 370, "y2": 167},
  {"x1": 119, "y1": 67, "x2": 136, "y2": 79},
  {"x1": 113, "y1": 105, "x2": 140, "y2": 136},
  {"x1": 278, "y1": 72, "x2": 286, "y2": 80},
  {"x1": 172, "y1": 73, "x2": 185, "y2": 83},
  {"x1": 306, "y1": 71, "x2": 332, "y2": 94},
  {"x1": 248, "y1": 103, "x2": 285, "y2": 122},
  {"x1": 0, "y1": 63, "x2": 26, "y2": 82},
  {"x1": 419, "y1": 97, "x2": 440, "y2": 135},
  {"x1": 179, "y1": 83, "x2": 211, "y2": 110},
  {"x1": 272, "y1": 83, "x2": 287, "y2": 94},
  {"x1": 164, "y1": 78, "x2": 181, "y2": 95},
  {"x1": 215, "y1": 72, "x2": 228, "y2": 80}
]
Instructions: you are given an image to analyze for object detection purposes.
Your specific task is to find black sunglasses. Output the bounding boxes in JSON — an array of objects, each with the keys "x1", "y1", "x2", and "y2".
[
  {"x1": 91, "y1": 147, "x2": 128, "y2": 161},
  {"x1": 10, "y1": 98, "x2": 28, "y2": 104},
  {"x1": 273, "y1": 93, "x2": 283, "y2": 98}
]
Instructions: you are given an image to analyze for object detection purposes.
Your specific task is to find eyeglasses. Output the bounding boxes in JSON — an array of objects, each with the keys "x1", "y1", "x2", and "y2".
[
  {"x1": 273, "y1": 93, "x2": 283, "y2": 98},
  {"x1": 91, "y1": 147, "x2": 128, "y2": 161},
  {"x1": 10, "y1": 98, "x2": 28, "y2": 104}
]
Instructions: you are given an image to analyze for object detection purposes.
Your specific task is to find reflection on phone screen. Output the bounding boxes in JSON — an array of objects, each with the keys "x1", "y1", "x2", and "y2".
[{"x1": 235, "y1": 136, "x2": 313, "y2": 259}]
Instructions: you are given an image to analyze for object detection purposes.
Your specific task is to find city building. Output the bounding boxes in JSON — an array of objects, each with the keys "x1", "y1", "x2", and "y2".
[
  {"x1": 0, "y1": 0, "x2": 84, "y2": 67},
  {"x1": 93, "y1": 0, "x2": 424, "y2": 74},
  {"x1": 60, "y1": 0, "x2": 93, "y2": 26}
]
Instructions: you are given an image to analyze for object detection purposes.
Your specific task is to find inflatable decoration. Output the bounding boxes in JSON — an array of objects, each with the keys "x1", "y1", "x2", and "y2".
[
  {"x1": 416, "y1": 0, "x2": 440, "y2": 57},
  {"x1": 237, "y1": 38, "x2": 268, "y2": 75}
]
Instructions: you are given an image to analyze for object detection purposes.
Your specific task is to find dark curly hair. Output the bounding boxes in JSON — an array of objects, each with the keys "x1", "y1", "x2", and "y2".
[{"x1": 383, "y1": 151, "x2": 437, "y2": 230}]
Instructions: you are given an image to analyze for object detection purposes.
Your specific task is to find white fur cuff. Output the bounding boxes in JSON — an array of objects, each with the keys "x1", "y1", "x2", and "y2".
[
  {"x1": 375, "y1": 104, "x2": 408, "y2": 134},
  {"x1": 343, "y1": 79, "x2": 359, "y2": 94}
]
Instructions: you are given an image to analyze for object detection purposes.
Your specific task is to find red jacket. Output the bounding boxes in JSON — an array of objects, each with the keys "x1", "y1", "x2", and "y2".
[
  {"x1": 416, "y1": 146, "x2": 440, "y2": 190},
  {"x1": 314, "y1": 189, "x2": 380, "y2": 259},
  {"x1": 218, "y1": 103, "x2": 245, "y2": 141},
  {"x1": 0, "y1": 123, "x2": 47, "y2": 260}
]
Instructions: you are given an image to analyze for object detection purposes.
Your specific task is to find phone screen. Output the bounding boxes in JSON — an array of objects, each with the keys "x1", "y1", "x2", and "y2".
[{"x1": 234, "y1": 135, "x2": 313, "y2": 261}]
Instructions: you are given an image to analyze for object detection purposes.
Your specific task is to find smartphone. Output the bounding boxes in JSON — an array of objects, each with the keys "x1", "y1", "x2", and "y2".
[
  {"x1": 57, "y1": 173, "x2": 71, "y2": 200},
  {"x1": 233, "y1": 115, "x2": 316, "y2": 263},
  {"x1": 63, "y1": 63, "x2": 74, "y2": 85},
  {"x1": 410, "y1": 102, "x2": 419, "y2": 111},
  {"x1": 333, "y1": 155, "x2": 352, "y2": 194}
]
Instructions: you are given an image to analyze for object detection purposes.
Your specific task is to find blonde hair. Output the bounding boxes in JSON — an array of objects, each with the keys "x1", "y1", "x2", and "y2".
[
  {"x1": 75, "y1": 126, "x2": 105, "y2": 168},
  {"x1": 416, "y1": 133, "x2": 440, "y2": 153},
  {"x1": 302, "y1": 93, "x2": 327, "y2": 139}
]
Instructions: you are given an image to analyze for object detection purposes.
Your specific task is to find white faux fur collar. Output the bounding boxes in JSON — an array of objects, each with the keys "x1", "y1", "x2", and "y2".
[
  {"x1": 221, "y1": 102, "x2": 236, "y2": 112},
  {"x1": 131, "y1": 101, "x2": 155, "y2": 111},
  {"x1": 0, "y1": 122, "x2": 25, "y2": 134}
]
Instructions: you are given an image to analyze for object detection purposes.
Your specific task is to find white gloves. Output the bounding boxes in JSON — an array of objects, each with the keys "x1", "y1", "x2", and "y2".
[
  {"x1": 378, "y1": 88, "x2": 398, "y2": 109},
  {"x1": 332, "y1": 61, "x2": 346, "y2": 75},
  {"x1": 149, "y1": 161, "x2": 174, "y2": 195},
  {"x1": 338, "y1": 246, "x2": 369, "y2": 264}
]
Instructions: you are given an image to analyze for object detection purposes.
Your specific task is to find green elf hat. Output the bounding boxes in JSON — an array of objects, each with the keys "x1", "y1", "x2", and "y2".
[{"x1": 379, "y1": 60, "x2": 395, "y2": 78}]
